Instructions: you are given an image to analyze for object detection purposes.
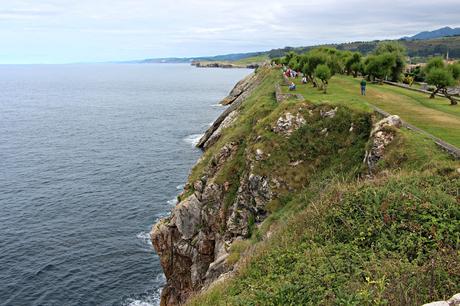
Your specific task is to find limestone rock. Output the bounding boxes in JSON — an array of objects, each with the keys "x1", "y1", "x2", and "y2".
[
  {"x1": 273, "y1": 112, "x2": 306, "y2": 136},
  {"x1": 203, "y1": 110, "x2": 239, "y2": 149},
  {"x1": 423, "y1": 302, "x2": 449, "y2": 306},
  {"x1": 423, "y1": 293, "x2": 460, "y2": 306},
  {"x1": 255, "y1": 148, "x2": 264, "y2": 161},
  {"x1": 220, "y1": 73, "x2": 257, "y2": 106},
  {"x1": 204, "y1": 254, "x2": 230, "y2": 285},
  {"x1": 370, "y1": 115, "x2": 402, "y2": 136},
  {"x1": 320, "y1": 107, "x2": 338, "y2": 118},
  {"x1": 173, "y1": 194, "x2": 202, "y2": 240},
  {"x1": 449, "y1": 293, "x2": 460, "y2": 305},
  {"x1": 364, "y1": 115, "x2": 402, "y2": 171}
]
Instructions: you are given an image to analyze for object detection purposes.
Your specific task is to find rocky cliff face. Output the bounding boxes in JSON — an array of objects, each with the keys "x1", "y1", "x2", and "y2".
[
  {"x1": 151, "y1": 69, "x2": 269, "y2": 305},
  {"x1": 151, "y1": 142, "x2": 274, "y2": 305},
  {"x1": 150, "y1": 67, "x2": 402, "y2": 305}
]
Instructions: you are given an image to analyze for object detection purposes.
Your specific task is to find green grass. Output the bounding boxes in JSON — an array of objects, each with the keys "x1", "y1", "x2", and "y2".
[
  {"x1": 184, "y1": 67, "x2": 459, "y2": 306},
  {"x1": 285, "y1": 75, "x2": 460, "y2": 147},
  {"x1": 232, "y1": 55, "x2": 270, "y2": 65}
]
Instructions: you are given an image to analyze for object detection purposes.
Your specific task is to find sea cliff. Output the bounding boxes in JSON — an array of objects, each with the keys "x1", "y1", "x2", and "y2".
[{"x1": 151, "y1": 65, "x2": 460, "y2": 305}]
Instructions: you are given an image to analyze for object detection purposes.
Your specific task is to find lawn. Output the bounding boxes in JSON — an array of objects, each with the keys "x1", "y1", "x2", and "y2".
[{"x1": 285, "y1": 74, "x2": 460, "y2": 147}]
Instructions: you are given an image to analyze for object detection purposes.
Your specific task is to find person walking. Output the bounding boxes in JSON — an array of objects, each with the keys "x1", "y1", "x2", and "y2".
[{"x1": 360, "y1": 79, "x2": 367, "y2": 96}]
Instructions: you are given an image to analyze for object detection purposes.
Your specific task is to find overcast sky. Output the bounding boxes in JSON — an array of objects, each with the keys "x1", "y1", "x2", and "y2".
[{"x1": 1, "y1": 0, "x2": 459, "y2": 64}]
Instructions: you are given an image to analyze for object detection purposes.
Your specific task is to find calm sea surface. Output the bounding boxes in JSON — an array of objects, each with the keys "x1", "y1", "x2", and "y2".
[{"x1": 0, "y1": 64, "x2": 251, "y2": 306}]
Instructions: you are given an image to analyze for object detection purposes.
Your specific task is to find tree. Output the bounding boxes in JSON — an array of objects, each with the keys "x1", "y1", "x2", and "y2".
[
  {"x1": 345, "y1": 52, "x2": 362, "y2": 77},
  {"x1": 350, "y1": 61, "x2": 364, "y2": 78},
  {"x1": 314, "y1": 64, "x2": 331, "y2": 93},
  {"x1": 302, "y1": 51, "x2": 328, "y2": 87},
  {"x1": 365, "y1": 54, "x2": 396, "y2": 83},
  {"x1": 288, "y1": 56, "x2": 300, "y2": 71},
  {"x1": 282, "y1": 51, "x2": 296, "y2": 66},
  {"x1": 448, "y1": 62, "x2": 460, "y2": 80},
  {"x1": 425, "y1": 68, "x2": 457, "y2": 104},
  {"x1": 374, "y1": 42, "x2": 406, "y2": 82},
  {"x1": 424, "y1": 57, "x2": 460, "y2": 105},
  {"x1": 424, "y1": 57, "x2": 444, "y2": 72},
  {"x1": 301, "y1": 48, "x2": 344, "y2": 88},
  {"x1": 374, "y1": 41, "x2": 406, "y2": 55}
]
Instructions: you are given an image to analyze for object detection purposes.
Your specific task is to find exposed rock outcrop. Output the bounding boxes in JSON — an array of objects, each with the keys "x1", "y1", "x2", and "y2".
[
  {"x1": 364, "y1": 115, "x2": 402, "y2": 171},
  {"x1": 320, "y1": 107, "x2": 338, "y2": 119},
  {"x1": 151, "y1": 138, "x2": 273, "y2": 305},
  {"x1": 423, "y1": 293, "x2": 460, "y2": 306},
  {"x1": 273, "y1": 112, "x2": 306, "y2": 136},
  {"x1": 220, "y1": 73, "x2": 257, "y2": 106},
  {"x1": 196, "y1": 69, "x2": 264, "y2": 149},
  {"x1": 202, "y1": 110, "x2": 238, "y2": 149}
]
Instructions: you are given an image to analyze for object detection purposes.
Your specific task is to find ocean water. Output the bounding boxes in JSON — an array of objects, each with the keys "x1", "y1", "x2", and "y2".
[{"x1": 0, "y1": 64, "x2": 251, "y2": 306}]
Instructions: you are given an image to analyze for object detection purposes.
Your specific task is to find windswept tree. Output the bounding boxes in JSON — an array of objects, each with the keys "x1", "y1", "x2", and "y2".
[
  {"x1": 282, "y1": 51, "x2": 296, "y2": 66},
  {"x1": 345, "y1": 52, "x2": 363, "y2": 77},
  {"x1": 314, "y1": 64, "x2": 331, "y2": 93},
  {"x1": 373, "y1": 41, "x2": 406, "y2": 82},
  {"x1": 365, "y1": 53, "x2": 396, "y2": 83},
  {"x1": 424, "y1": 57, "x2": 460, "y2": 105},
  {"x1": 288, "y1": 56, "x2": 301, "y2": 71},
  {"x1": 301, "y1": 48, "x2": 342, "y2": 87},
  {"x1": 302, "y1": 51, "x2": 328, "y2": 87}
]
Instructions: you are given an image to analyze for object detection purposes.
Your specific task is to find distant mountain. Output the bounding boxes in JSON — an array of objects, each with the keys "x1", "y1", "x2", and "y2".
[
  {"x1": 402, "y1": 26, "x2": 460, "y2": 40},
  {"x1": 130, "y1": 51, "x2": 266, "y2": 64}
]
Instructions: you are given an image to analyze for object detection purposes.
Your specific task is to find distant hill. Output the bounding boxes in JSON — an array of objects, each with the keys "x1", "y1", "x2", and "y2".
[
  {"x1": 402, "y1": 26, "x2": 460, "y2": 40},
  {"x1": 132, "y1": 28, "x2": 460, "y2": 64},
  {"x1": 131, "y1": 51, "x2": 266, "y2": 64},
  {"x1": 266, "y1": 36, "x2": 460, "y2": 59}
]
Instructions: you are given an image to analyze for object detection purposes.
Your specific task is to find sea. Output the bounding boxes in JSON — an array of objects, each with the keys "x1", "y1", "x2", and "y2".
[{"x1": 0, "y1": 63, "x2": 251, "y2": 306}]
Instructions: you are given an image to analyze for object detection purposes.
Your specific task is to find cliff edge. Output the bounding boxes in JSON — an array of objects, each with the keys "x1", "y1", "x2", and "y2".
[{"x1": 151, "y1": 66, "x2": 460, "y2": 306}]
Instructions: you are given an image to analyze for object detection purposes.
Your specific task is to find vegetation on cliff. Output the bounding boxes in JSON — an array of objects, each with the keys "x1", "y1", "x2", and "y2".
[{"x1": 152, "y1": 65, "x2": 459, "y2": 305}]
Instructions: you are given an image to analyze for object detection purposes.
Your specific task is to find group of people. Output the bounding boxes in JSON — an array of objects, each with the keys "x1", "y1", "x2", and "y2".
[
  {"x1": 284, "y1": 68, "x2": 299, "y2": 78},
  {"x1": 283, "y1": 66, "x2": 367, "y2": 95}
]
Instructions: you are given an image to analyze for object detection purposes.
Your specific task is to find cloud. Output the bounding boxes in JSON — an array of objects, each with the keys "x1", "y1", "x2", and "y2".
[{"x1": 1, "y1": 0, "x2": 460, "y2": 63}]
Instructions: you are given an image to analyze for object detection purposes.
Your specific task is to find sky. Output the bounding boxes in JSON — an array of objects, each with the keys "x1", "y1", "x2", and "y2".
[{"x1": 1, "y1": 0, "x2": 459, "y2": 64}]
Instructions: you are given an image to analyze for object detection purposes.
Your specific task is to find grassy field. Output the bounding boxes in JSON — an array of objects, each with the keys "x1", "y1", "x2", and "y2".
[{"x1": 284, "y1": 75, "x2": 460, "y2": 147}]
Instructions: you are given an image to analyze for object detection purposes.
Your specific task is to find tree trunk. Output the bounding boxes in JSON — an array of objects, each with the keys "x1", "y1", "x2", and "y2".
[
  {"x1": 430, "y1": 87, "x2": 441, "y2": 99},
  {"x1": 312, "y1": 79, "x2": 318, "y2": 88},
  {"x1": 442, "y1": 89, "x2": 458, "y2": 105}
]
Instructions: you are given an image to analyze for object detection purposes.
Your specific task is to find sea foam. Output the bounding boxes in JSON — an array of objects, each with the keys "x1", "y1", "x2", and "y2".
[{"x1": 183, "y1": 134, "x2": 203, "y2": 146}]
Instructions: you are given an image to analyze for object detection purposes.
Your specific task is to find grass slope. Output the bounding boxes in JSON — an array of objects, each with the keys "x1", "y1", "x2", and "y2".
[
  {"x1": 284, "y1": 75, "x2": 460, "y2": 147},
  {"x1": 186, "y1": 67, "x2": 459, "y2": 306}
]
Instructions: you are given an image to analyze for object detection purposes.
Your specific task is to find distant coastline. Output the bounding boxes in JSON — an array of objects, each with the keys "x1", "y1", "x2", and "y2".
[{"x1": 190, "y1": 60, "x2": 260, "y2": 69}]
